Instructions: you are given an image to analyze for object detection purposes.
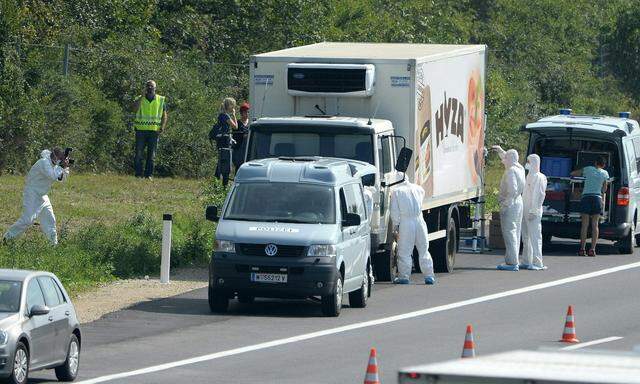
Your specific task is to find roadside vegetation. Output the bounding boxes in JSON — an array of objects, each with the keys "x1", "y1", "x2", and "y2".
[{"x1": 1, "y1": 1, "x2": 639, "y2": 293}]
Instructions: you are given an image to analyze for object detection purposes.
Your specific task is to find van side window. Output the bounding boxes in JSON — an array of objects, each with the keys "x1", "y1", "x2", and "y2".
[
  {"x1": 633, "y1": 138, "x2": 640, "y2": 173},
  {"x1": 343, "y1": 183, "x2": 366, "y2": 220},
  {"x1": 339, "y1": 188, "x2": 348, "y2": 220},
  {"x1": 624, "y1": 140, "x2": 637, "y2": 176}
]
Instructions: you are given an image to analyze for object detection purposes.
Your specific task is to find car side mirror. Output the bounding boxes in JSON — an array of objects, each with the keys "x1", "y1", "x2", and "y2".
[
  {"x1": 205, "y1": 206, "x2": 219, "y2": 222},
  {"x1": 395, "y1": 147, "x2": 412, "y2": 172},
  {"x1": 342, "y1": 213, "x2": 361, "y2": 227},
  {"x1": 29, "y1": 304, "x2": 50, "y2": 317}
]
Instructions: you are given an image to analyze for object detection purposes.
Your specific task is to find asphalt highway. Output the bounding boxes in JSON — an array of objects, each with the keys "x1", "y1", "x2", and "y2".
[{"x1": 29, "y1": 239, "x2": 640, "y2": 383}]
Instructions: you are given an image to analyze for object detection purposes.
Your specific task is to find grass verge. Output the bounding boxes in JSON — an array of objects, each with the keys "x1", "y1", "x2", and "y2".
[{"x1": 0, "y1": 173, "x2": 228, "y2": 296}]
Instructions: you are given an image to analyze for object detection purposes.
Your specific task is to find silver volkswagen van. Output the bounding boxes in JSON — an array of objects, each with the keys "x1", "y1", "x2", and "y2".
[{"x1": 205, "y1": 157, "x2": 375, "y2": 317}]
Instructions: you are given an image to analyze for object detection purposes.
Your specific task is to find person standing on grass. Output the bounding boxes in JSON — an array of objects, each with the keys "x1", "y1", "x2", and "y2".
[
  {"x1": 232, "y1": 102, "x2": 250, "y2": 172},
  {"x1": 213, "y1": 97, "x2": 237, "y2": 187},
  {"x1": 3, "y1": 149, "x2": 70, "y2": 246},
  {"x1": 571, "y1": 157, "x2": 609, "y2": 257},
  {"x1": 132, "y1": 80, "x2": 168, "y2": 180}
]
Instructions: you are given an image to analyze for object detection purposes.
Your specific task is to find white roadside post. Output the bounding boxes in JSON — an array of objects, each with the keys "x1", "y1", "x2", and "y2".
[{"x1": 161, "y1": 214, "x2": 172, "y2": 284}]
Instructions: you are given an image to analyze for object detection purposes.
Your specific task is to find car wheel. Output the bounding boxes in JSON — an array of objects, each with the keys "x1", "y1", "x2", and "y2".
[
  {"x1": 349, "y1": 262, "x2": 370, "y2": 308},
  {"x1": 208, "y1": 285, "x2": 229, "y2": 313},
  {"x1": 237, "y1": 294, "x2": 255, "y2": 304},
  {"x1": 9, "y1": 341, "x2": 29, "y2": 384},
  {"x1": 55, "y1": 334, "x2": 80, "y2": 381},
  {"x1": 321, "y1": 275, "x2": 343, "y2": 317},
  {"x1": 635, "y1": 233, "x2": 640, "y2": 248}
]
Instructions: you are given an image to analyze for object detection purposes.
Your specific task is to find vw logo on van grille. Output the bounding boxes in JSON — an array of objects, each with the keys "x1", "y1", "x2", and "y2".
[{"x1": 264, "y1": 244, "x2": 278, "y2": 256}]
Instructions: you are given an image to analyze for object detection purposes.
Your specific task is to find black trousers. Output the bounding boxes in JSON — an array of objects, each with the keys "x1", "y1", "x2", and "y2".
[
  {"x1": 215, "y1": 148, "x2": 232, "y2": 186},
  {"x1": 134, "y1": 130, "x2": 159, "y2": 177}
]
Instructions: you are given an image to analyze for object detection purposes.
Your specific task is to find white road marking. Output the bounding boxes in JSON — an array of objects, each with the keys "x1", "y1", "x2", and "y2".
[
  {"x1": 77, "y1": 261, "x2": 640, "y2": 384},
  {"x1": 561, "y1": 336, "x2": 624, "y2": 350}
]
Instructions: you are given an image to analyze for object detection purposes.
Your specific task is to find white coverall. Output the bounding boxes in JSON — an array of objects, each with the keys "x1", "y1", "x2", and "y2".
[
  {"x1": 495, "y1": 147, "x2": 525, "y2": 268},
  {"x1": 3, "y1": 150, "x2": 69, "y2": 245},
  {"x1": 363, "y1": 186, "x2": 374, "y2": 220},
  {"x1": 390, "y1": 180, "x2": 434, "y2": 280},
  {"x1": 521, "y1": 154, "x2": 547, "y2": 270}
]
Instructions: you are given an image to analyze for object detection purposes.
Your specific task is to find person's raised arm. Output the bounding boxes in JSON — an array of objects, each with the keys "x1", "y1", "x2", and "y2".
[{"x1": 570, "y1": 168, "x2": 583, "y2": 177}]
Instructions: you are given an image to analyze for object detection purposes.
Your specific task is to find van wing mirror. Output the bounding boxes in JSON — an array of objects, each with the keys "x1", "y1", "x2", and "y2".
[
  {"x1": 29, "y1": 304, "x2": 50, "y2": 317},
  {"x1": 342, "y1": 213, "x2": 361, "y2": 227},
  {"x1": 395, "y1": 147, "x2": 412, "y2": 172},
  {"x1": 205, "y1": 206, "x2": 219, "y2": 222}
]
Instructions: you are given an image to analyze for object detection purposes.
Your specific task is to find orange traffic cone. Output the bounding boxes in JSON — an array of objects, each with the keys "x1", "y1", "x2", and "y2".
[
  {"x1": 461, "y1": 324, "x2": 476, "y2": 358},
  {"x1": 364, "y1": 348, "x2": 381, "y2": 384},
  {"x1": 559, "y1": 305, "x2": 580, "y2": 343}
]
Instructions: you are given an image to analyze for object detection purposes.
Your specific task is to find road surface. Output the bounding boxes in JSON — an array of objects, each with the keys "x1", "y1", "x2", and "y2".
[{"x1": 30, "y1": 239, "x2": 640, "y2": 383}]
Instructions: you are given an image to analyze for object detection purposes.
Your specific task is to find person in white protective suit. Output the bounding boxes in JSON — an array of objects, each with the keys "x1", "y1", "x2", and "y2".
[
  {"x1": 363, "y1": 186, "x2": 374, "y2": 220},
  {"x1": 520, "y1": 154, "x2": 548, "y2": 270},
  {"x1": 3, "y1": 149, "x2": 70, "y2": 245},
  {"x1": 389, "y1": 179, "x2": 435, "y2": 285},
  {"x1": 492, "y1": 146, "x2": 526, "y2": 271}
]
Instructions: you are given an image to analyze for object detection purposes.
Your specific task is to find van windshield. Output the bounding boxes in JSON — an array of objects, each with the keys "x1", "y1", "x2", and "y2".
[
  {"x1": 225, "y1": 183, "x2": 336, "y2": 224},
  {"x1": 247, "y1": 125, "x2": 374, "y2": 165}
]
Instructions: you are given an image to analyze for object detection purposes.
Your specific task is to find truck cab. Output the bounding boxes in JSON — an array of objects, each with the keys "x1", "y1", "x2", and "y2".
[
  {"x1": 246, "y1": 117, "x2": 407, "y2": 281},
  {"x1": 206, "y1": 157, "x2": 373, "y2": 317}
]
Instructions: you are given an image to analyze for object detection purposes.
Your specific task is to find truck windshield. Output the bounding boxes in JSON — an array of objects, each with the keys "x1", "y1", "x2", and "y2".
[
  {"x1": 247, "y1": 127, "x2": 374, "y2": 165},
  {"x1": 225, "y1": 183, "x2": 336, "y2": 224}
]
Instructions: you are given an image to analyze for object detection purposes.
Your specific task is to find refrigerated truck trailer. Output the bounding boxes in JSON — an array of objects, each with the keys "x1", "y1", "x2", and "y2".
[{"x1": 246, "y1": 42, "x2": 487, "y2": 280}]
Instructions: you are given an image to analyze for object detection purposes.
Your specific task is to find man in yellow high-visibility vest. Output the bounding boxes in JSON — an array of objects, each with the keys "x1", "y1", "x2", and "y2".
[{"x1": 132, "y1": 80, "x2": 168, "y2": 179}]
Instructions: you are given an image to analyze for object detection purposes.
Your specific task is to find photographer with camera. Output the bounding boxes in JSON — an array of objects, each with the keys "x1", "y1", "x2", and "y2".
[{"x1": 2, "y1": 148, "x2": 71, "y2": 246}]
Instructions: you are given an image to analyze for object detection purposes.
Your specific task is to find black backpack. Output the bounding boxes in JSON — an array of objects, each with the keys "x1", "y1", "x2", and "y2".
[{"x1": 208, "y1": 121, "x2": 222, "y2": 148}]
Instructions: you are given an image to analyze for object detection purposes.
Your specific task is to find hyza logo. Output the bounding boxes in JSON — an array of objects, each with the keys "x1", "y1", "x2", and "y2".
[
  {"x1": 435, "y1": 92, "x2": 465, "y2": 146},
  {"x1": 264, "y1": 244, "x2": 278, "y2": 256}
]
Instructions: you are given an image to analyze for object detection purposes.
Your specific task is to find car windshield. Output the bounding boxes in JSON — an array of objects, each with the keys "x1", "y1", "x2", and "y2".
[
  {"x1": 225, "y1": 183, "x2": 336, "y2": 224},
  {"x1": 0, "y1": 280, "x2": 22, "y2": 312},
  {"x1": 248, "y1": 127, "x2": 374, "y2": 165}
]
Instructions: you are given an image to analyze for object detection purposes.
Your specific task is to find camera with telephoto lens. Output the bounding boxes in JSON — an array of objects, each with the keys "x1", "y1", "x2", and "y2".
[{"x1": 64, "y1": 147, "x2": 75, "y2": 165}]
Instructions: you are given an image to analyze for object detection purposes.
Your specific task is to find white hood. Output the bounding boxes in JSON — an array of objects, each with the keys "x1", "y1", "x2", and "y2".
[{"x1": 527, "y1": 154, "x2": 541, "y2": 174}]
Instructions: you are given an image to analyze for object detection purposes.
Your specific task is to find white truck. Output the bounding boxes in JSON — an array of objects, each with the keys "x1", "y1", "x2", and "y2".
[
  {"x1": 398, "y1": 349, "x2": 640, "y2": 383},
  {"x1": 246, "y1": 42, "x2": 487, "y2": 280}
]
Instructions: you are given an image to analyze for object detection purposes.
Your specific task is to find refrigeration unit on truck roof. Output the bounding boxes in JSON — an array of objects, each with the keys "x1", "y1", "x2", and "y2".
[{"x1": 287, "y1": 63, "x2": 375, "y2": 97}]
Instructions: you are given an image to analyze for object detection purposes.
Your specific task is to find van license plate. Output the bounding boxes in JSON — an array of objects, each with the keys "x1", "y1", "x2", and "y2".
[{"x1": 251, "y1": 273, "x2": 287, "y2": 283}]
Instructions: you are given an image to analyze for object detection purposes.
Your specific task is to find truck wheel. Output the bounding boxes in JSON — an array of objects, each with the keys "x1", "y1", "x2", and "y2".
[
  {"x1": 412, "y1": 248, "x2": 421, "y2": 273},
  {"x1": 619, "y1": 226, "x2": 634, "y2": 255},
  {"x1": 208, "y1": 285, "x2": 229, "y2": 313},
  {"x1": 349, "y1": 262, "x2": 370, "y2": 308},
  {"x1": 321, "y1": 275, "x2": 343, "y2": 317},
  {"x1": 433, "y1": 218, "x2": 457, "y2": 273},
  {"x1": 373, "y1": 241, "x2": 398, "y2": 282}
]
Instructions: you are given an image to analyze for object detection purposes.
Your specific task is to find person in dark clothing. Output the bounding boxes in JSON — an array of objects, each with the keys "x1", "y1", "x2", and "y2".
[
  {"x1": 213, "y1": 97, "x2": 237, "y2": 187},
  {"x1": 232, "y1": 102, "x2": 250, "y2": 172}
]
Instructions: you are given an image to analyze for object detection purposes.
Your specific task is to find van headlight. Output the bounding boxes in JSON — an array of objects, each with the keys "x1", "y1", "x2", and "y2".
[
  {"x1": 0, "y1": 330, "x2": 8, "y2": 346},
  {"x1": 214, "y1": 240, "x2": 235, "y2": 253},
  {"x1": 307, "y1": 245, "x2": 337, "y2": 257}
]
